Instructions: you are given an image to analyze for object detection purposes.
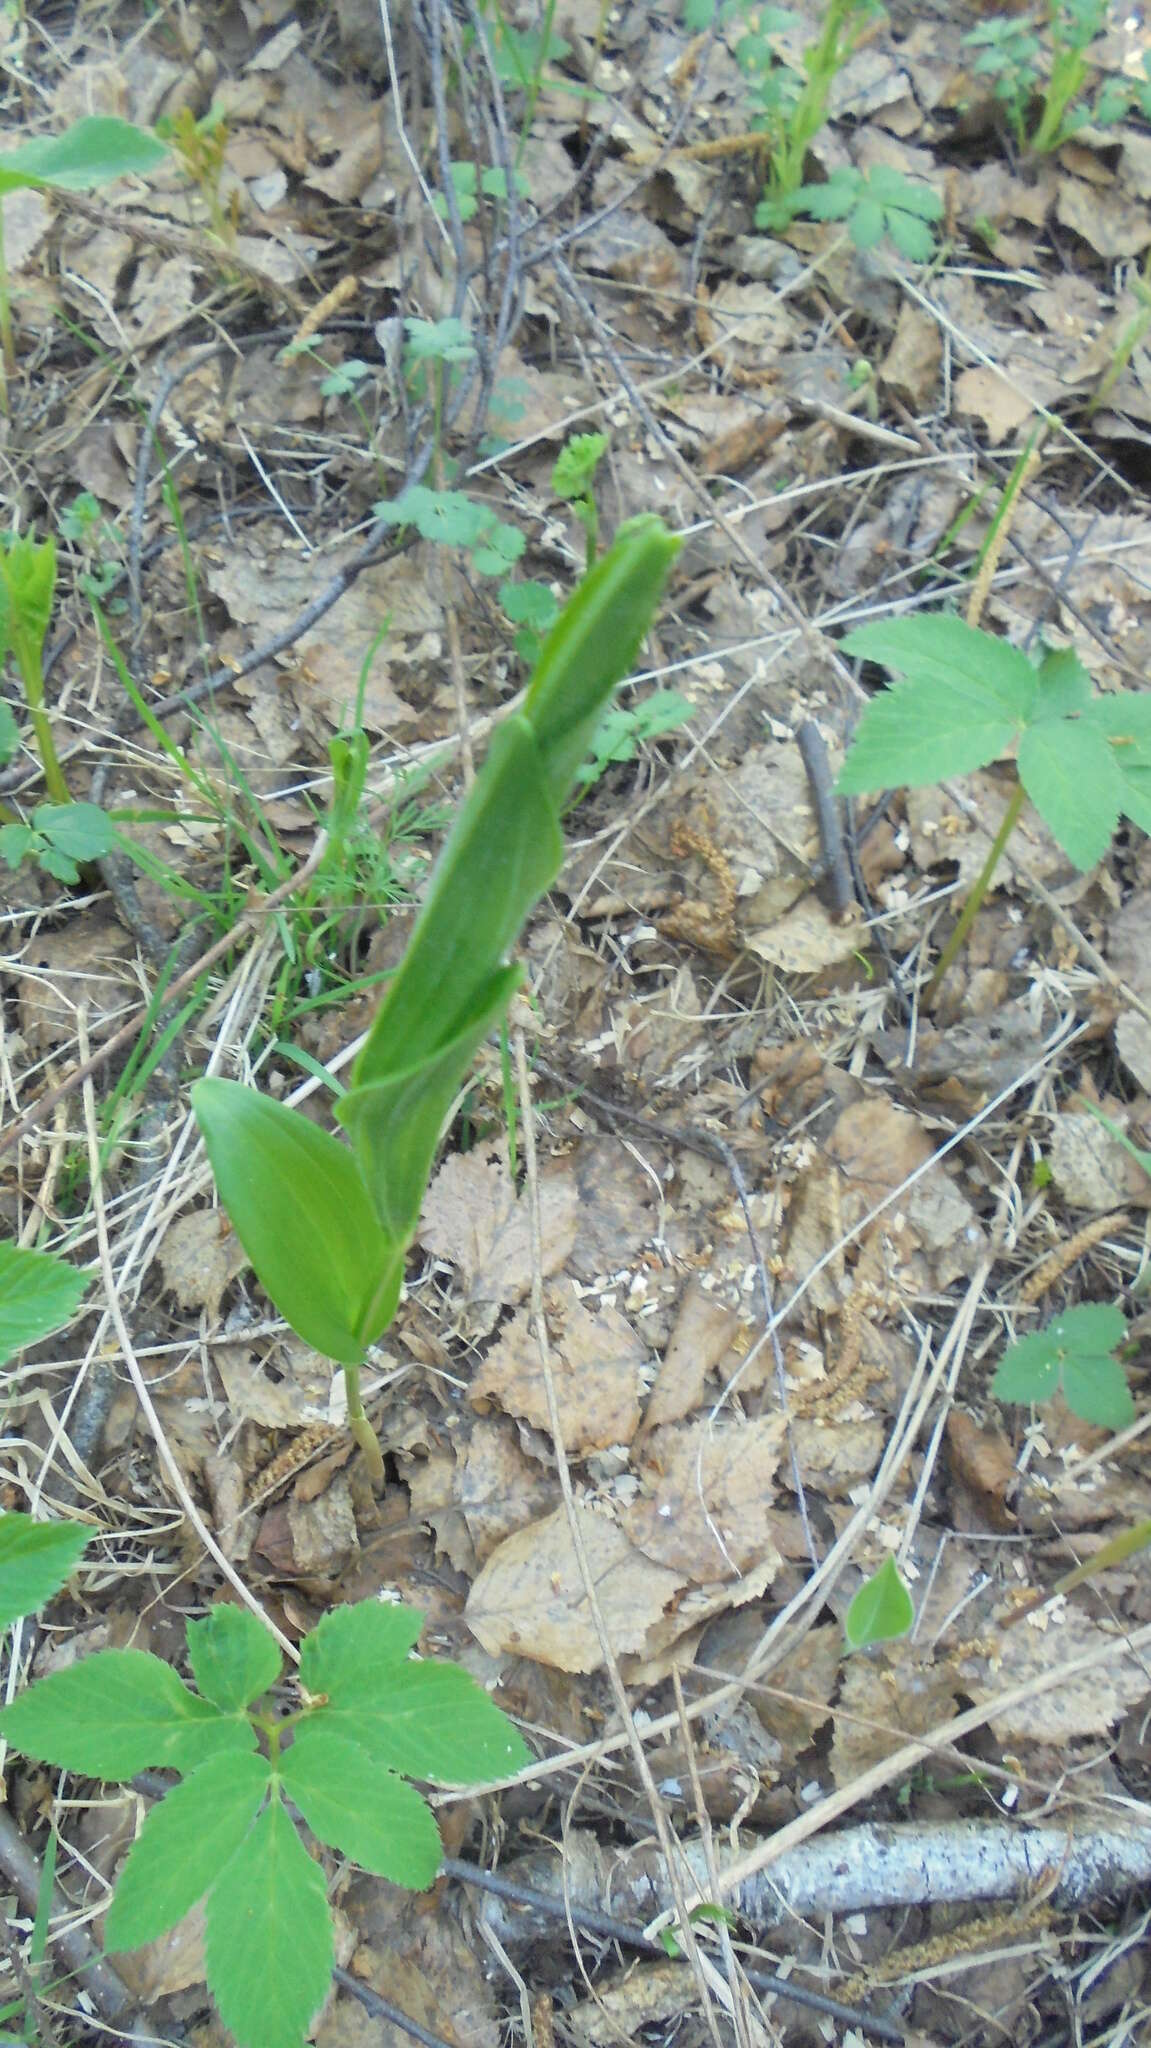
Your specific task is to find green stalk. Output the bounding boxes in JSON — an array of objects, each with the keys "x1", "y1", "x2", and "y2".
[
  {"x1": 17, "y1": 660, "x2": 69, "y2": 804},
  {"x1": 344, "y1": 1363, "x2": 385, "y2": 1484},
  {"x1": 926, "y1": 778, "x2": 1025, "y2": 999},
  {"x1": 0, "y1": 201, "x2": 12, "y2": 410}
]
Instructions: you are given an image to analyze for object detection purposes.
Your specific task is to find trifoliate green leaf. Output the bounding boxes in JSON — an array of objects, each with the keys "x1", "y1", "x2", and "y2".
[
  {"x1": 0, "y1": 1240, "x2": 87, "y2": 1365},
  {"x1": 0, "y1": 1650, "x2": 254, "y2": 1776},
  {"x1": 187, "y1": 1606, "x2": 283, "y2": 1713},
  {"x1": 844, "y1": 1556, "x2": 914, "y2": 1652},
  {"x1": 993, "y1": 1303, "x2": 1133, "y2": 1429},
  {"x1": 205, "y1": 1796, "x2": 332, "y2": 2048},
  {"x1": 1017, "y1": 717, "x2": 1121, "y2": 870},
  {"x1": 0, "y1": 1513, "x2": 87, "y2": 1631},
  {"x1": 104, "y1": 1750, "x2": 270, "y2": 1952},
  {"x1": 279, "y1": 1722, "x2": 442, "y2": 1888}
]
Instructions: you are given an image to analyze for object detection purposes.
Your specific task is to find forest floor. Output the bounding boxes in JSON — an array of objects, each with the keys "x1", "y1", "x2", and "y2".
[{"x1": 3, "y1": 1, "x2": 1151, "y2": 2045}]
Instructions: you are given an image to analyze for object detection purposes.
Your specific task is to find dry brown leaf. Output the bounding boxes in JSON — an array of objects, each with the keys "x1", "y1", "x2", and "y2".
[
  {"x1": 745, "y1": 896, "x2": 867, "y2": 974},
  {"x1": 471, "y1": 1278, "x2": 644, "y2": 1452},
  {"x1": 1116, "y1": 1010, "x2": 1151, "y2": 1092},
  {"x1": 112, "y1": 1900, "x2": 206, "y2": 2002},
  {"x1": 1048, "y1": 1110, "x2": 1151, "y2": 1212},
  {"x1": 1056, "y1": 174, "x2": 1151, "y2": 259},
  {"x1": 953, "y1": 364, "x2": 1038, "y2": 445},
  {"x1": 623, "y1": 1415, "x2": 786, "y2": 1581},
  {"x1": 641, "y1": 1279, "x2": 742, "y2": 1434},
  {"x1": 215, "y1": 1336, "x2": 334, "y2": 1430},
  {"x1": 878, "y1": 300, "x2": 942, "y2": 409},
  {"x1": 418, "y1": 1144, "x2": 579, "y2": 1315},
  {"x1": 16, "y1": 915, "x2": 135, "y2": 1054},
  {"x1": 960, "y1": 1610, "x2": 1151, "y2": 1743},
  {"x1": 466, "y1": 1505, "x2": 684, "y2": 1673},
  {"x1": 946, "y1": 1410, "x2": 1019, "y2": 1532},
  {"x1": 157, "y1": 1209, "x2": 249, "y2": 1324},
  {"x1": 790, "y1": 1416, "x2": 885, "y2": 1490},
  {"x1": 831, "y1": 1649, "x2": 960, "y2": 1784}
]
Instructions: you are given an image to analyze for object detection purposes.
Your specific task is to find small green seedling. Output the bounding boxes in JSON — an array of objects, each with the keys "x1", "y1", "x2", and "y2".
[
  {"x1": 964, "y1": 0, "x2": 1120, "y2": 155},
  {"x1": 993, "y1": 1302, "x2": 1134, "y2": 1429},
  {"x1": 658, "y1": 1900, "x2": 739, "y2": 1960},
  {"x1": 552, "y1": 432, "x2": 609, "y2": 568},
  {"x1": 377, "y1": 484, "x2": 525, "y2": 577},
  {"x1": 0, "y1": 800, "x2": 117, "y2": 883},
  {"x1": 193, "y1": 519, "x2": 679, "y2": 1478},
  {"x1": 156, "y1": 103, "x2": 233, "y2": 242},
  {"x1": 844, "y1": 1555, "x2": 914, "y2": 1651},
  {"x1": 836, "y1": 615, "x2": 1151, "y2": 985},
  {"x1": 745, "y1": 0, "x2": 882, "y2": 227},
  {"x1": 573, "y1": 688, "x2": 694, "y2": 793},
  {"x1": 0, "y1": 118, "x2": 167, "y2": 407},
  {"x1": 0, "y1": 1599, "x2": 530, "y2": 2048},
  {"x1": 499, "y1": 577, "x2": 560, "y2": 665},
  {"x1": 766, "y1": 162, "x2": 942, "y2": 261},
  {"x1": 433, "y1": 160, "x2": 529, "y2": 223},
  {"x1": 0, "y1": 531, "x2": 71, "y2": 805}
]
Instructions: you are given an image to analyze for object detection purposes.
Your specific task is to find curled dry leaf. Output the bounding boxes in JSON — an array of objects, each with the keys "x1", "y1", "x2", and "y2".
[
  {"x1": 639, "y1": 1278, "x2": 743, "y2": 1436},
  {"x1": 157, "y1": 1209, "x2": 249, "y2": 1325}
]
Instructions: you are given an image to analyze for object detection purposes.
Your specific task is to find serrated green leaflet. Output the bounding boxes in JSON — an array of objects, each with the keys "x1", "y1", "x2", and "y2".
[
  {"x1": 0, "y1": 1650, "x2": 254, "y2": 1775},
  {"x1": 205, "y1": 1796, "x2": 332, "y2": 2048},
  {"x1": 187, "y1": 1605, "x2": 283, "y2": 1712},
  {"x1": 192, "y1": 1079, "x2": 400, "y2": 1364},
  {"x1": 279, "y1": 1722, "x2": 442, "y2": 1888},
  {"x1": 0, "y1": 1240, "x2": 88, "y2": 1365},
  {"x1": 837, "y1": 615, "x2": 1037, "y2": 792},
  {"x1": 319, "y1": 1658, "x2": 532, "y2": 1782},
  {"x1": 0, "y1": 1513, "x2": 87, "y2": 1631},
  {"x1": 1017, "y1": 717, "x2": 1121, "y2": 870},
  {"x1": 299, "y1": 1598, "x2": 424, "y2": 1696},
  {"x1": 844, "y1": 1555, "x2": 914, "y2": 1652},
  {"x1": 104, "y1": 1750, "x2": 270, "y2": 1953}
]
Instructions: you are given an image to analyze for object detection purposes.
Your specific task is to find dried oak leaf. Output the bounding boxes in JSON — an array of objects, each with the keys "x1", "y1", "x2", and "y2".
[{"x1": 471, "y1": 1278, "x2": 644, "y2": 1452}]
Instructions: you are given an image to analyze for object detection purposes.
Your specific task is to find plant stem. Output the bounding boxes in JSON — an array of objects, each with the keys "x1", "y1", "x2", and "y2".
[
  {"x1": 19, "y1": 658, "x2": 71, "y2": 805},
  {"x1": 0, "y1": 201, "x2": 13, "y2": 413},
  {"x1": 926, "y1": 778, "x2": 1026, "y2": 1001},
  {"x1": 343, "y1": 1362, "x2": 385, "y2": 1484}
]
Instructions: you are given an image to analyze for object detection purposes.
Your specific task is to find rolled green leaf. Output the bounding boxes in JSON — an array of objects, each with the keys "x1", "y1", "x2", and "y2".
[{"x1": 192, "y1": 514, "x2": 679, "y2": 1377}]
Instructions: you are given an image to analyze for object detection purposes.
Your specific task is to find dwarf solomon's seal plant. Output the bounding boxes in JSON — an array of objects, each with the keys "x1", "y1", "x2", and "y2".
[
  {"x1": 0, "y1": 1599, "x2": 530, "y2": 2048},
  {"x1": 193, "y1": 517, "x2": 679, "y2": 1478}
]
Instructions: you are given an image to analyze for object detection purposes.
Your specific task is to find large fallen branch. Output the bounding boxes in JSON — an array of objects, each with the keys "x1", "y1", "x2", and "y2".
[{"x1": 474, "y1": 1818, "x2": 1151, "y2": 1946}]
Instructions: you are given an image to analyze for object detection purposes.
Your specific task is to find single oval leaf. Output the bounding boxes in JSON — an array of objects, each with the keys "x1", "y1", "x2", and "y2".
[
  {"x1": 187, "y1": 1604, "x2": 283, "y2": 1713},
  {"x1": 844, "y1": 1556, "x2": 914, "y2": 1652},
  {"x1": 0, "y1": 1241, "x2": 88, "y2": 1367}
]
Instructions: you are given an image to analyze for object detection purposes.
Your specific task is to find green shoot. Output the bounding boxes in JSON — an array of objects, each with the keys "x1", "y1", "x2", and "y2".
[
  {"x1": 0, "y1": 533, "x2": 70, "y2": 804},
  {"x1": 193, "y1": 520, "x2": 679, "y2": 1478},
  {"x1": 0, "y1": 118, "x2": 167, "y2": 409},
  {"x1": 552, "y1": 432, "x2": 609, "y2": 567},
  {"x1": 844, "y1": 1555, "x2": 914, "y2": 1651},
  {"x1": 750, "y1": 0, "x2": 882, "y2": 226},
  {"x1": 0, "y1": 1599, "x2": 530, "y2": 2048},
  {"x1": 993, "y1": 1303, "x2": 1133, "y2": 1429},
  {"x1": 964, "y1": 0, "x2": 1117, "y2": 155},
  {"x1": 155, "y1": 104, "x2": 234, "y2": 243},
  {"x1": 768, "y1": 162, "x2": 941, "y2": 261},
  {"x1": 837, "y1": 616, "x2": 1151, "y2": 984}
]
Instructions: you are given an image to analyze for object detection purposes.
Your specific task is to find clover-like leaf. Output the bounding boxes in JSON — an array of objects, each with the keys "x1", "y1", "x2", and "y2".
[{"x1": 993, "y1": 1303, "x2": 1133, "y2": 1430}]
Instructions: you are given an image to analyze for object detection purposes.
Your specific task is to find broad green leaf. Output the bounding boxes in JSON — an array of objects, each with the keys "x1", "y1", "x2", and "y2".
[
  {"x1": 1061, "y1": 1354, "x2": 1135, "y2": 1430},
  {"x1": 1017, "y1": 718, "x2": 1121, "y2": 870},
  {"x1": 0, "y1": 1649, "x2": 254, "y2": 1776},
  {"x1": 0, "y1": 1240, "x2": 87, "y2": 1365},
  {"x1": 33, "y1": 803, "x2": 117, "y2": 862},
  {"x1": 1033, "y1": 646, "x2": 1094, "y2": 717},
  {"x1": 187, "y1": 1605, "x2": 282, "y2": 1712},
  {"x1": 837, "y1": 616, "x2": 1037, "y2": 792},
  {"x1": 205, "y1": 1796, "x2": 332, "y2": 2048},
  {"x1": 192, "y1": 1079, "x2": 396, "y2": 1365},
  {"x1": 0, "y1": 1513, "x2": 87, "y2": 1631},
  {"x1": 279, "y1": 1722, "x2": 441, "y2": 1888},
  {"x1": 319, "y1": 1659, "x2": 531, "y2": 1783},
  {"x1": 299, "y1": 1598, "x2": 424, "y2": 1699},
  {"x1": 0, "y1": 700, "x2": 18, "y2": 764},
  {"x1": 0, "y1": 117, "x2": 167, "y2": 195},
  {"x1": 0, "y1": 823, "x2": 38, "y2": 869},
  {"x1": 104, "y1": 1750, "x2": 270, "y2": 1953},
  {"x1": 844, "y1": 1556, "x2": 914, "y2": 1652},
  {"x1": 499, "y1": 579, "x2": 559, "y2": 629},
  {"x1": 1084, "y1": 692, "x2": 1151, "y2": 747}
]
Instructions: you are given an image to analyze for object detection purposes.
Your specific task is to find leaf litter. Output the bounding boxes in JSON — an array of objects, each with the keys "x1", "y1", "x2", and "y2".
[{"x1": 4, "y1": 0, "x2": 1151, "y2": 2045}]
